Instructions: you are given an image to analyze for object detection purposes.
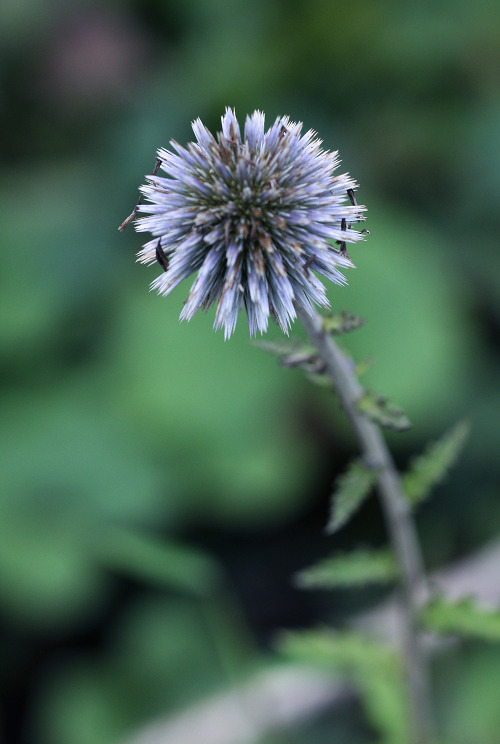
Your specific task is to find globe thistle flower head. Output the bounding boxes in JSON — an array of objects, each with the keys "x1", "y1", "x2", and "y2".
[{"x1": 135, "y1": 108, "x2": 366, "y2": 339}]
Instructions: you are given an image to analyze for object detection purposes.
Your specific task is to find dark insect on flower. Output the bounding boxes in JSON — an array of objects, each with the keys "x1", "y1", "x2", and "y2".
[
  {"x1": 155, "y1": 240, "x2": 170, "y2": 272},
  {"x1": 134, "y1": 108, "x2": 367, "y2": 339}
]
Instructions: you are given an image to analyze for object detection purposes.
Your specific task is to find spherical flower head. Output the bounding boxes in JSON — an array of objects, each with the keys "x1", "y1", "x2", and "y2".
[{"x1": 135, "y1": 108, "x2": 366, "y2": 339}]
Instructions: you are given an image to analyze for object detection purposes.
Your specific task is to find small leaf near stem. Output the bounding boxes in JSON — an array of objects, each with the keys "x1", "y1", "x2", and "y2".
[
  {"x1": 295, "y1": 548, "x2": 398, "y2": 589},
  {"x1": 327, "y1": 459, "x2": 378, "y2": 534},
  {"x1": 357, "y1": 391, "x2": 412, "y2": 432},
  {"x1": 403, "y1": 421, "x2": 470, "y2": 506},
  {"x1": 278, "y1": 629, "x2": 409, "y2": 744},
  {"x1": 421, "y1": 597, "x2": 500, "y2": 642},
  {"x1": 322, "y1": 310, "x2": 366, "y2": 335}
]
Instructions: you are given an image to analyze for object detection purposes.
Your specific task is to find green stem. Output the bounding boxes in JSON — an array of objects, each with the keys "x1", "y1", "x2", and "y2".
[{"x1": 296, "y1": 304, "x2": 434, "y2": 744}]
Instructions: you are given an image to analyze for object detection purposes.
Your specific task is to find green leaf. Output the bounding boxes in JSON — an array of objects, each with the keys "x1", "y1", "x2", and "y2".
[
  {"x1": 305, "y1": 372, "x2": 334, "y2": 389},
  {"x1": 110, "y1": 289, "x2": 317, "y2": 525},
  {"x1": 255, "y1": 339, "x2": 324, "y2": 374},
  {"x1": 0, "y1": 389, "x2": 171, "y2": 629},
  {"x1": 94, "y1": 526, "x2": 223, "y2": 598},
  {"x1": 403, "y1": 421, "x2": 470, "y2": 506},
  {"x1": 278, "y1": 629, "x2": 409, "y2": 744},
  {"x1": 326, "y1": 459, "x2": 377, "y2": 534},
  {"x1": 278, "y1": 628, "x2": 398, "y2": 671},
  {"x1": 355, "y1": 356, "x2": 374, "y2": 378},
  {"x1": 357, "y1": 391, "x2": 412, "y2": 431},
  {"x1": 253, "y1": 338, "x2": 304, "y2": 358},
  {"x1": 322, "y1": 310, "x2": 366, "y2": 335},
  {"x1": 421, "y1": 597, "x2": 500, "y2": 642},
  {"x1": 295, "y1": 548, "x2": 398, "y2": 590}
]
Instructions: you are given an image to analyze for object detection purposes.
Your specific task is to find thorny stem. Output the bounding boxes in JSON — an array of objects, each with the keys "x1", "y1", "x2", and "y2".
[{"x1": 296, "y1": 304, "x2": 435, "y2": 744}]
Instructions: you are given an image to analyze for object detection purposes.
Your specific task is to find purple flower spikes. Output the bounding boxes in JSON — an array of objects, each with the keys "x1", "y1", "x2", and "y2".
[{"x1": 135, "y1": 108, "x2": 366, "y2": 339}]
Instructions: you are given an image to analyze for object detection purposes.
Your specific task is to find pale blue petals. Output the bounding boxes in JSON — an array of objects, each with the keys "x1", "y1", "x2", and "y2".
[
  {"x1": 180, "y1": 245, "x2": 224, "y2": 321},
  {"x1": 134, "y1": 109, "x2": 366, "y2": 338},
  {"x1": 221, "y1": 107, "x2": 241, "y2": 143},
  {"x1": 214, "y1": 260, "x2": 244, "y2": 339},
  {"x1": 191, "y1": 118, "x2": 216, "y2": 149},
  {"x1": 244, "y1": 110, "x2": 265, "y2": 151}
]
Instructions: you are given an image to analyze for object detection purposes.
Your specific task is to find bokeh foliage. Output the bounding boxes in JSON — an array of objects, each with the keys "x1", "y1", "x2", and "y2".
[{"x1": 1, "y1": 1, "x2": 500, "y2": 742}]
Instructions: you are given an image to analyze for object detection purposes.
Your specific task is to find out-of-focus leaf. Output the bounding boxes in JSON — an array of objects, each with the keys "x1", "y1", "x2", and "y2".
[
  {"x1": 422, "y1": 597, "x2": 500, "y2": 642},
  {"x1": 33, "y1": 596, "x2": 232, "y2": 744},
  {"x1": 254, "y1": 338, "x2": 310, "y2": 358},
  {"x1": 403, "y1": 421, "x2": 470, "y2": 506},
  {"x1": 255, "y1": 338, "x2": 326, "y2": 375},
  {"x1": 278, "y1": 629, "x2": 409, "y2": 744},
  {"x1": 440, "y1": 645, "x2": 500, "y2": 744},
  {"x1": 105, "y1": 287, "x2": 316, "y2": 525},
  {"x1": 95, "y1": 527, "x2": 222, "y2": 598},
  {"x1": 0, "y1": 387, "x2": 172, "y2": 628},
  {"x1": 327, "y1": 459, "x2": 377, "y2": 534},
  {"x1": 355, "y1": 356, "x2": 374, "y2": 378},
  {"x1": 357, "y1": 391, "x2": 412, "y2": 432},
  {"x1": 295, "y1": 548, "x2": 398, "y2": 590},
  {"x1": 322, "y1": 310, "x2": 366, "y2": 335},
  {"x1": 278, "y1": 628, "x2": 397, "y2": 673}
]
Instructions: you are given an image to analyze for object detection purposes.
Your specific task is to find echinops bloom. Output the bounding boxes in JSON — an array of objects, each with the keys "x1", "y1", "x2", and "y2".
[{"x1": 135, "y1": 108, "x2": 366, "y2": 339}]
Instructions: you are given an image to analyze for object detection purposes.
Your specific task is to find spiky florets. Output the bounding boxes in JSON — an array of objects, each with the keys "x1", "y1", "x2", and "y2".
[{"x1": 135, "y1": 108, "x2": 366, "y2": 338}]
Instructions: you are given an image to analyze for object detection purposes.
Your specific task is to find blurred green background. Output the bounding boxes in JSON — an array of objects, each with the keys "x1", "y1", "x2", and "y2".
[{"x1": 1, "y1": 1, "x2": 500, "y2": 743}]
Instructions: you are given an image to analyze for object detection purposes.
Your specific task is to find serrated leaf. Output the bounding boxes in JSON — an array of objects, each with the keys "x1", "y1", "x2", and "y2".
[
  {"x1": 304, "y1": 371, "x2": 334, "y2": 389},
  {"x1": 403, "y1": 421, "x2": 470, "y2": 506},
  {"x1": 295, "y1": 548, "x2": 398, "y2": 590},
  {"x1": 280, "y1": 352, "x2": 325, "y2": 374},
  {"x1": 421, "y1": 597, "x2": 500, "y2": 642},
  {"x1": 94, "y1": 526, "x2": 222, "y2": 598},
  {"x1": 278, "y1": 628, "x2": 398, "y2": 671},
  {"x1": 278, "y1": 629, "x2": 409, "y2": 744},
  {"x1": 355, "y1": 356, "x2": 374, "y2": 378},
  {"x1": 326, "y1": 459, "x2": 377, "y2": 534},
  {"x1": 357, "y1": 391, "x2": 412, "y2": 431},
  {"x1": 322, "y1": 310, "x2": 366, "y2": 335},
  {"x1": 254, "y1": 338, "x2": 311, "y2": 359},
  {"x1": 254, "y1": 339, "x2": 325, "y2": 373}
]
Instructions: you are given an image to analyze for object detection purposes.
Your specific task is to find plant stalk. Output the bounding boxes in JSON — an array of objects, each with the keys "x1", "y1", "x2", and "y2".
[{"x1": 296, "y1": 304, "x2": 434, "y2": 744}]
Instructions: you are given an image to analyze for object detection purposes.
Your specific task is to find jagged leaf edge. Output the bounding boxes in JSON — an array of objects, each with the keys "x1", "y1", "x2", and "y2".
[
  {"x1": 421, "y1": 596, "x2": 500, "y2": 642},
  {"x1": 357, "y1": 390, "x2": 412, "y2": 432},
  {"x1": 294, "y1": 547, "x2": 399, "y2": 590},
  {"x1": 403, "y1": 421, "x2": 470, "y2": 506},
  {"x1": 326, "y1": 459, "x2": 378, "y2": 534},
  {"x1": 277, "y1": 628, "x2": 408, "y2": 743}
]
